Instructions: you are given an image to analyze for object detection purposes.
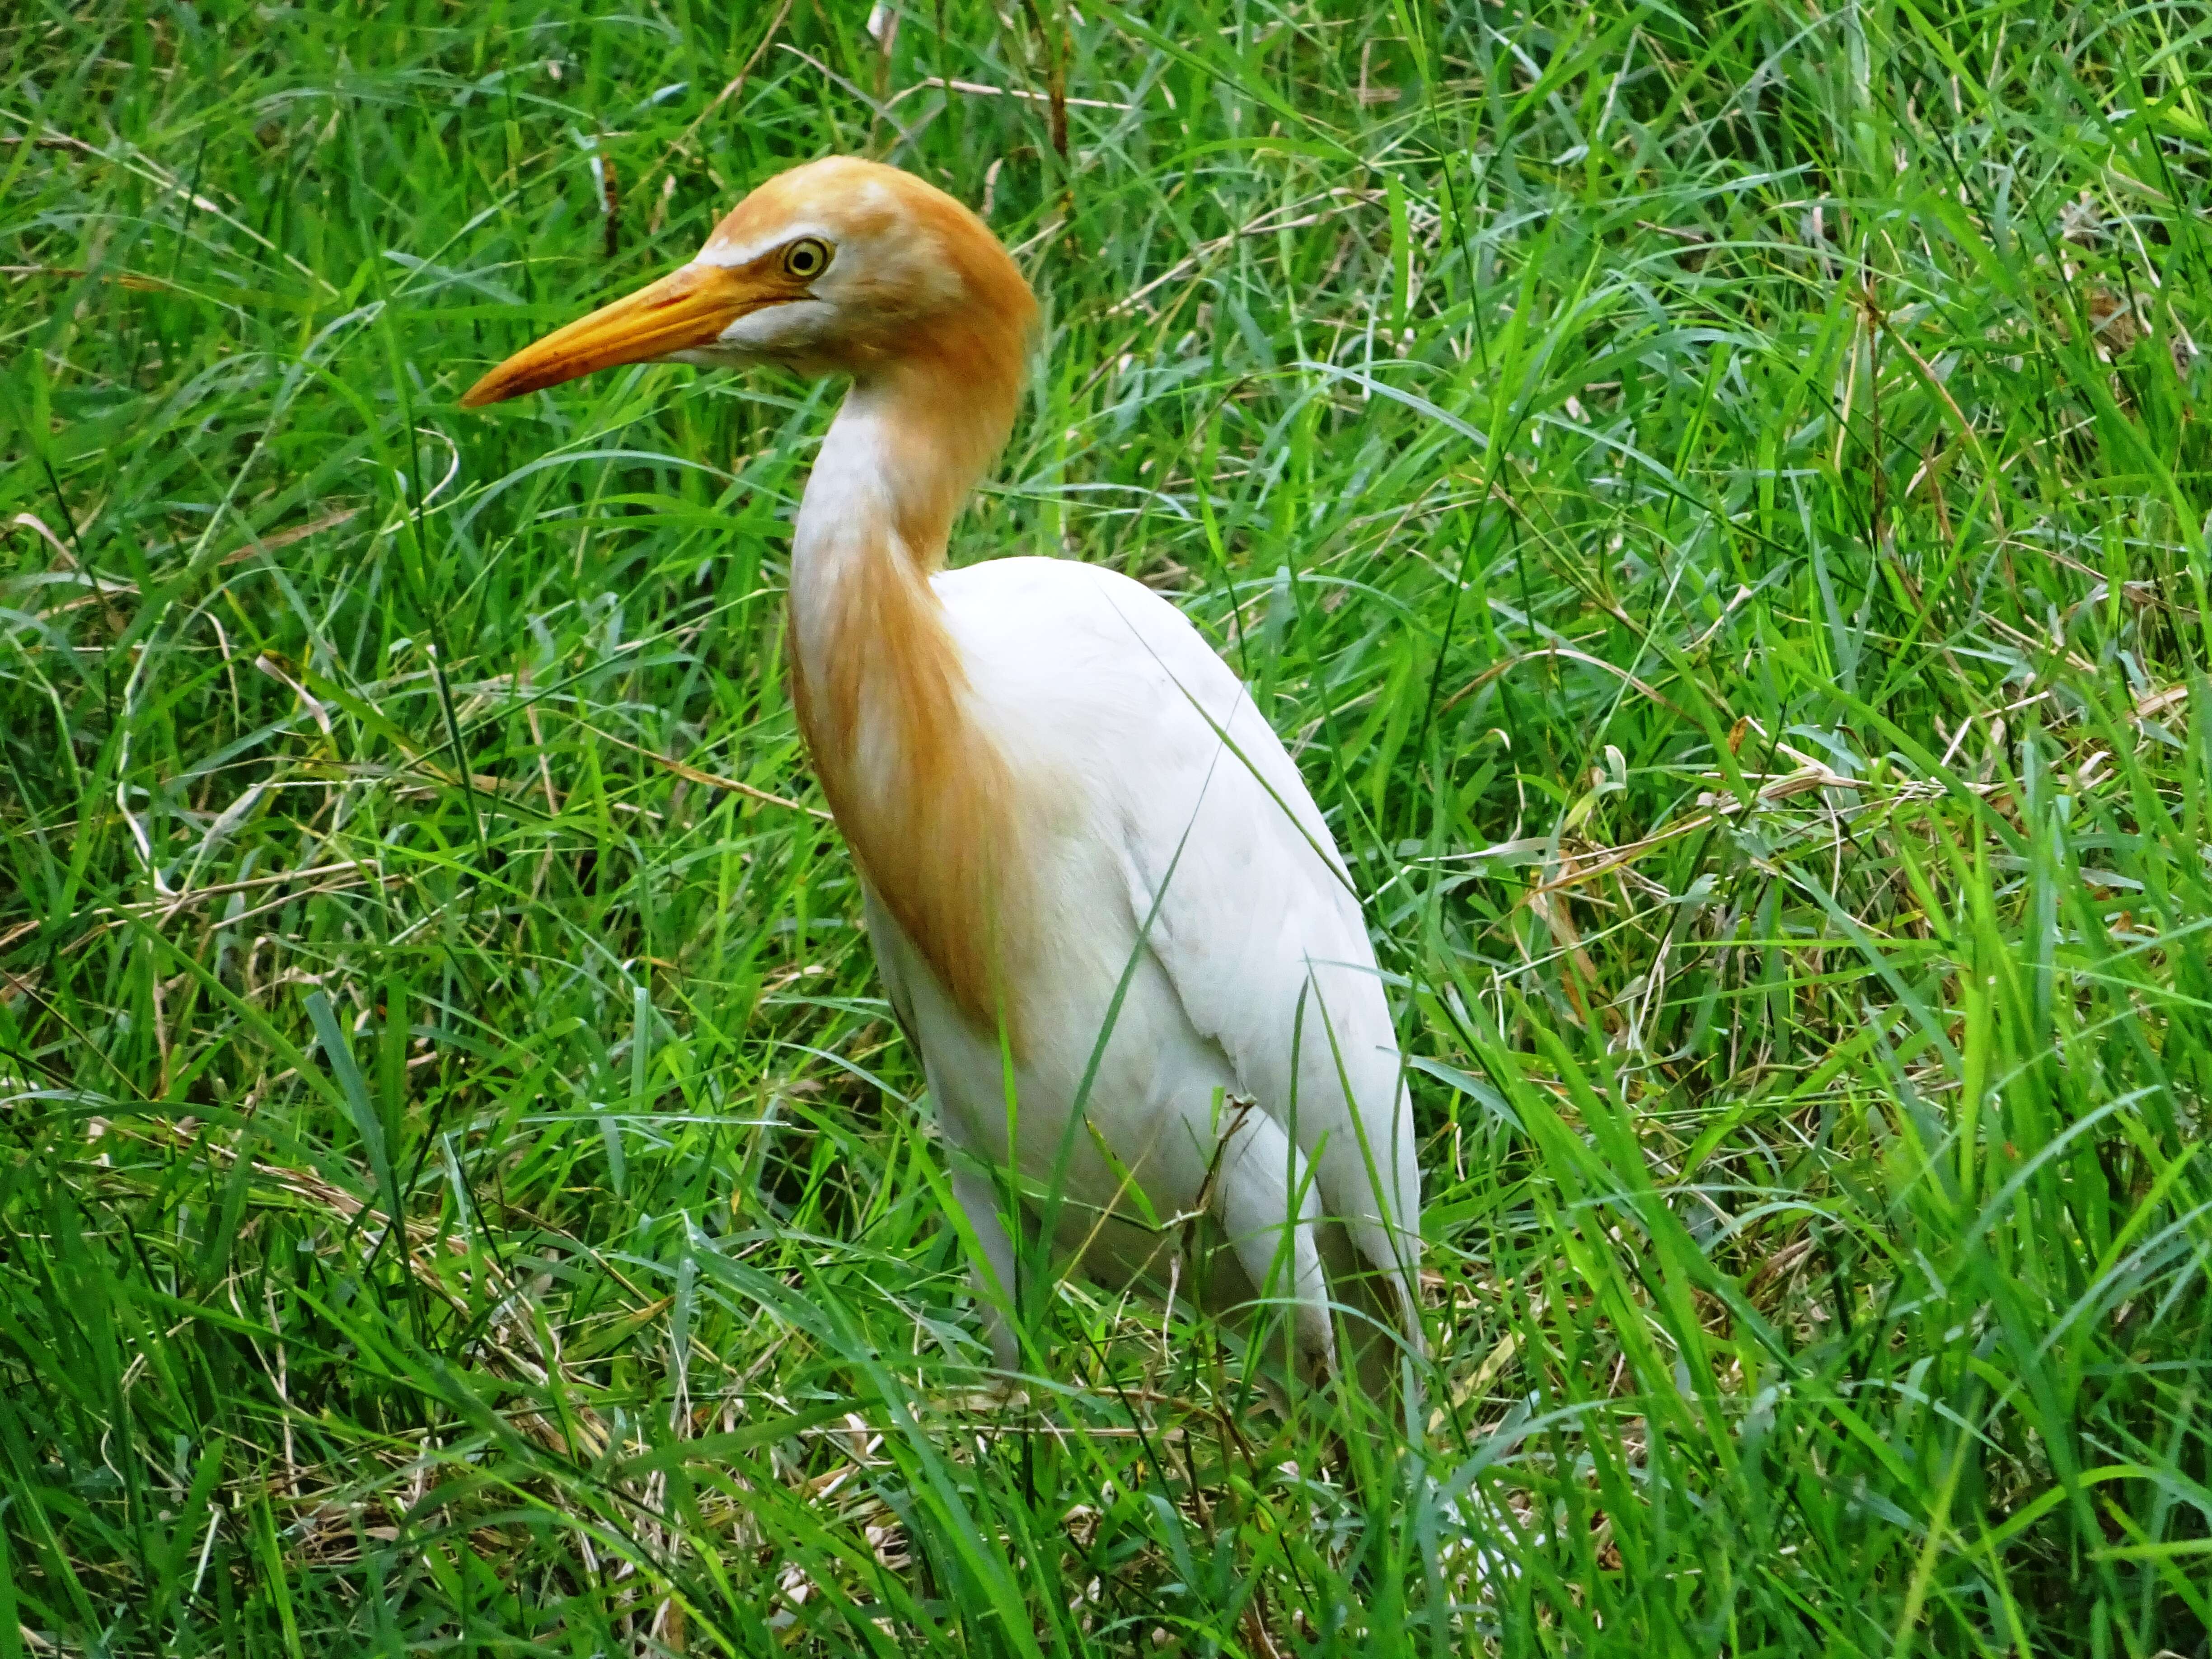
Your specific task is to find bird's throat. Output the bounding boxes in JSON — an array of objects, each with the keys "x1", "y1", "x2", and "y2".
[{"x1": 787, "y1": 375, "x2": 1029, "y2": 1043}]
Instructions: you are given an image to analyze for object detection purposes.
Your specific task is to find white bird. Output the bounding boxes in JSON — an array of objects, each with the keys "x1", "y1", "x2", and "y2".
[{"x1": 462, "y1": 156, "x2": 1423, "y2": 1415}]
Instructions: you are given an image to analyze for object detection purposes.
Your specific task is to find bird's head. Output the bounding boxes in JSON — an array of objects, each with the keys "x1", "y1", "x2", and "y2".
[{"x1": 460, "y1": 155, "x2": 1036, "y2": 410}]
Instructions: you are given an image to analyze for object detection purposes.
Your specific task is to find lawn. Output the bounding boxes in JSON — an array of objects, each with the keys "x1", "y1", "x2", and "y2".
[{"x1": 4, "y1": 0, "x2": 2211, "y2": 1653}]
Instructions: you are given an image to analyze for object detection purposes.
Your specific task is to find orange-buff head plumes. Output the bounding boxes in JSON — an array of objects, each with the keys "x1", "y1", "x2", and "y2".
[
  {"x1": 462, "y1": 156, "x2": 1036, "y2": 505},
  {"x1": 464, "y1": 158, "x2": 1040, "y2": 1040}
]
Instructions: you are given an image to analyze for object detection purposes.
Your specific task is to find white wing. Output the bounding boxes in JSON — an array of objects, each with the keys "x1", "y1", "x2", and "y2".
[{"x1": 935, "y1": 558, "x2": 1423, "y2": 1342}]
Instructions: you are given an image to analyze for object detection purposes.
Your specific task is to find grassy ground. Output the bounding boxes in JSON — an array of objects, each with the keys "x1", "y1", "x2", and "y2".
[{"x1": 5, "y1": 0, "x2": 2212, "y2": 1652}]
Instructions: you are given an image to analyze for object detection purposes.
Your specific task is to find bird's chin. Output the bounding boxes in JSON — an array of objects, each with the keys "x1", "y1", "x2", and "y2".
[
  {"x1": 712, "y1": 298, "x2": 839, "y2": 359},
  {"x1": 651, "y1": 299, "x2": 845, "y2": 380},
  {"x1": 660, "y1": 345, "x2": 757, "y2": 371},
  {"x1": 659, "y1": 344, "x2": 844, "y2": 387}
]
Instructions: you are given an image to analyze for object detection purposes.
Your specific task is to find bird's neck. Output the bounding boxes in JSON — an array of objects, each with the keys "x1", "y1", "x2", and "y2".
[{"x1": 787, "y1": 366, "x2": 1028, "y2": 1040}]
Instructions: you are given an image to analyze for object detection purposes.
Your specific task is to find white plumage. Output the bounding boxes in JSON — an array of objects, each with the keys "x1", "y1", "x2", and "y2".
[
  {"x1": 870, "y1": 551, "x2": 1420, "y2": 1373},
  {"x1": 464, "y1": 155, "x2": 1423, "y2": 1406}
]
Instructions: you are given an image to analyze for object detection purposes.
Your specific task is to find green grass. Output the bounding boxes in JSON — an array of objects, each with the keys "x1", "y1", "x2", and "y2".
[{"x1": 5, "y1": 0, "x2": 2212, "y2": 1652}]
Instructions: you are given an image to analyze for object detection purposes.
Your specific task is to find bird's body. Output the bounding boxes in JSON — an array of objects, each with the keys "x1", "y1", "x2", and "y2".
[
  {"x1": 464, "y1": 156, "x2": 1422, "y2": 1397},
  {"x1": 858, "y1": 553, "x2": 1415, "y2": 1374}
]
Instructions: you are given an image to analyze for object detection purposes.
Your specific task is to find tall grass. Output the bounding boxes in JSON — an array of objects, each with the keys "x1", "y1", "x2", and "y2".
[{"x1": 4, "y1": 0, "x2": 2210, "y2": 1652}]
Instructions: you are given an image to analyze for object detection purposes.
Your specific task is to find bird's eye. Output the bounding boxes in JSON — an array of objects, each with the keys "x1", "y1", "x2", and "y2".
[{"x1": 782, "y1": 237, "x2": 831, "y2": 279}]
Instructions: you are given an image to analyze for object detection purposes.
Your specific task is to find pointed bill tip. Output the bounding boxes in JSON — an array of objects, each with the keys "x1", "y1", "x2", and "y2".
[{"x1": 457, "y1": 371, "x2": 511, "y2": 410}]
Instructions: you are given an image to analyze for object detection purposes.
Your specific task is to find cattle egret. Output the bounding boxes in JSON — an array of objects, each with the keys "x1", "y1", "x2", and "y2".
[{"x1": 462, "y1": 156, "x2": 1423, "y2": 1415}]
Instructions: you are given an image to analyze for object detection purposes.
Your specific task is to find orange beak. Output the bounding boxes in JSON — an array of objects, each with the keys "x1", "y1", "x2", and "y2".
[{"x1": 459, "y1": 262, "x2": 777, "y2": 408}]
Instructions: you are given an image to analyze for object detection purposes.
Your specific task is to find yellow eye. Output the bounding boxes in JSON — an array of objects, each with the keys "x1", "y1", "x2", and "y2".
[{"x1": 782, "y1": 237, "x2": 831, "y2": 279}]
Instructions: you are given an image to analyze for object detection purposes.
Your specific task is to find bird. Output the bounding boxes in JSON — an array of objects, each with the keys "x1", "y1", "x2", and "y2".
[{"x1": 460, "y1": 155, "x2": 1423, "y2": 1421}]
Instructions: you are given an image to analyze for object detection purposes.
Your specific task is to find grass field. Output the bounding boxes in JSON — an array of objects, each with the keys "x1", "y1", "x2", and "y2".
[{"x1": 6, "y1": 0, "x2": 2212, "y2": 1652}]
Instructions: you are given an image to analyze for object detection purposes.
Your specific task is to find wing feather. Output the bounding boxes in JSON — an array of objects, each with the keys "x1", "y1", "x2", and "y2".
[
  {"x1": 1005, "y1": 564, "x2": 1422, "y2": 1293},
  {"x1": 931, "y1": 557, "x2": 1424, "y2": 1365}
]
